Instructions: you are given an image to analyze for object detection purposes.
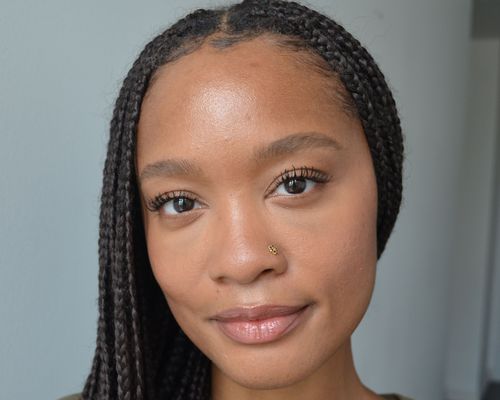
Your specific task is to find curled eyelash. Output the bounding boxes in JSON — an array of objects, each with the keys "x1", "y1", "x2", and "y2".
[
  {"x1": 268, "y1": 165, "x2": 332, "y2": 194},
  {"x1": 145, "y1": 190, "x2": 199, "y2": 212},
  {"x1": 145, "y1": 165, "x2": 331, "y2": 213}
]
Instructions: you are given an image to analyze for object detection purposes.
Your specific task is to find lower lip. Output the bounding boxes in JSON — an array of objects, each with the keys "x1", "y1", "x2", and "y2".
[{"x1": 215, "y1": 306, "x2": 309, "y2": 344}]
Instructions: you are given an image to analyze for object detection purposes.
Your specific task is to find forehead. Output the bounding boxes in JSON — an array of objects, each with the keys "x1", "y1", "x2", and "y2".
[
  {"x1": 149, "y1": 34, "x2": 336, "y2": 86},
  {"x1": 143, "y1": 34, "x2": 349, "y2": 111},
  {"x1": 137, "y1": 35, "x2": 356, "y2": 166}
]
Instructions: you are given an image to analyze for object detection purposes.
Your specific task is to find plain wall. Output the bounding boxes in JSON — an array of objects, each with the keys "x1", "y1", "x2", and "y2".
[
  {"x1": 487, "y1": 41, "x2": 500, "y2": 380},
  {"x1": 481, "y1": 39, "x2": 500, "y2": 385},
  {"x1": 444, "y1": 38, "x2": 500, "y2": 400},
  {"x1": 0, "y1": 1, "x2": 473, "y2": 399},
  {"x1": 485, "y1": 42, "x2": 500, "y2": 382}
]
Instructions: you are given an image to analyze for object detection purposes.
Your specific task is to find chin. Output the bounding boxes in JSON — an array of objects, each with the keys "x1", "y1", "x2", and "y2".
[
  {"x1": 211, "y1": 344, "x2": 326, "y2": 392},
  {"x1": 224, "y1": 363, "x2": 313, "y2": 391}
]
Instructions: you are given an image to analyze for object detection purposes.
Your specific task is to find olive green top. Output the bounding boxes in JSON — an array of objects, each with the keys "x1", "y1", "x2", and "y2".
[{"x1": 58, "y1": 393, "x2": 414, "y2": 399}]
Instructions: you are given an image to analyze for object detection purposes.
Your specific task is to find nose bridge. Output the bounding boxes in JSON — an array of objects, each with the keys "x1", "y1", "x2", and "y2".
[{"x1": 209, "y1": 194, "x2": 286, "y2": 284}]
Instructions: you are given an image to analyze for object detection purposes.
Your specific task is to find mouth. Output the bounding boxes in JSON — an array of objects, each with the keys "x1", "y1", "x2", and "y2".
[{"x1": 211, "y1": 304, "x2": 310, "y2": 344}]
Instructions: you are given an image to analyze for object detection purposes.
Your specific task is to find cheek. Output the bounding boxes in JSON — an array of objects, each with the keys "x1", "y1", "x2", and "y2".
[
  {"x1": 145, "y1": 229, "x2": 209, "y2": 342},
  {"x1": 144, "y1": 223, "x2": 200, "y2": 304},
  {"x1": 144, "y1": 222, "x2": 219, "y2": 351},
  {"x1": 143, "y1": 217, "x2": 219, "y2": 336},
  {"x1": 288, "y1": 165, "x2": 378, "y2": 323}
]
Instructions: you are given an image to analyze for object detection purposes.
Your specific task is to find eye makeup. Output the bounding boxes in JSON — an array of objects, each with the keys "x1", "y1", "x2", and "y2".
[
  {"x1": 266, "y1": 165, "x2": 332, "y2": 195},
  {"x1": 146, "y1": 190, "x2": 202, "y2": 214},
  {"x1": 144, "y1": 164, "x2": 332, "y2": 216}
]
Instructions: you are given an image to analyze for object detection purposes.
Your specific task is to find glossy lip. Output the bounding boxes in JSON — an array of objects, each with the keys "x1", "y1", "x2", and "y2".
[
  {"x1": 212, "y1": 304, "x2": 307, "y2": 321},
  {"x1": 211, "y1": 304, "x2": 310, "y2": 344}
]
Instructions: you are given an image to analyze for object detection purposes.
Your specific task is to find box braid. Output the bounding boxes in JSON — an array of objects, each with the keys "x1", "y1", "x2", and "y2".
[{"x1": 82, "y1": 1, "x2": 403, "y2": 399}]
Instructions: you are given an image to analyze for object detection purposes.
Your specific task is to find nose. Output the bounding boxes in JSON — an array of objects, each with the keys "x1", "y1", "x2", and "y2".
[{"x1": 208, "y1": 199, "x2": 288, "y2": 285}]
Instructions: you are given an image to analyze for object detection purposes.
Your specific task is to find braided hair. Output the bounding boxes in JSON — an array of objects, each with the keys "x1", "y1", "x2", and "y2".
[{"x1": 82, "y1": 1, "x2": 403, "y2": 399}]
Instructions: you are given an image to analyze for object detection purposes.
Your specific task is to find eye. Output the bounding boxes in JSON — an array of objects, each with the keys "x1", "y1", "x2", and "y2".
[
  {"x1": 275, "y1": 177, "x2": 314, "y2": 195},
  {"x1": 270, "y1": 166, "x2": 332, "y2": 197},
  {"x1": 146, "y1": 190, "x2": 203, "y2": 217}
]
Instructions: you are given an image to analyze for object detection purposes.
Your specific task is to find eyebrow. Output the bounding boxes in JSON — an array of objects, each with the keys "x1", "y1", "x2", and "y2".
[
  {"x1": 138, "y1": 132, "x2": 342, "y2": 183},
  {"x1": 139, "y1": 157, "x2": 203, "y2": 183},
  {"x1": 252, "y1": 131, "x2": 342, "y2": 161}
]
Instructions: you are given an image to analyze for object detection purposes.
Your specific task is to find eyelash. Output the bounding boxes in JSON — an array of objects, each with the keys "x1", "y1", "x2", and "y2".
[
  {"x1": 146, "y1": 190, "x2": 201, "y2": 213},
  {"x1": 145, "y1": 165, "x2": 332, "y2": 213},
  {"x1": 268, "y1": 165, "x2": 332, "y2": 195}
]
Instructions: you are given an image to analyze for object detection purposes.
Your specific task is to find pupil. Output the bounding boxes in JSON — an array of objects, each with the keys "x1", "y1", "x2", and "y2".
[
  {"x1": 174, "y1": 197, "x2": 194, "y2": 213},
  {"x1": 285, "y1": 178, "x2": 306, "y2": 194}
]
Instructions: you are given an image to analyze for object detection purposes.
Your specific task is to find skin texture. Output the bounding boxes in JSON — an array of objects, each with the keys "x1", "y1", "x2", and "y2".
[{"x1": 136, "y1": 35, "x2": 381, "y2": 400}]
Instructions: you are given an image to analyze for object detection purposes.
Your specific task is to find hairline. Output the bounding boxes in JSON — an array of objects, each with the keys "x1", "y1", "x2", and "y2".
[{"x1": 144, "y1": 31, "x2": 358, "y2": 119}]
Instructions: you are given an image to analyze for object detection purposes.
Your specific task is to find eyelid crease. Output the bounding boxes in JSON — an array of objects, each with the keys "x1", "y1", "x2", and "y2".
[
  {"x1": 266, "y1": 165, "x2": 332, "y2": 195},
  {"x1": 146, "y1": 190, "x2": 201, "y2": 213},
  {"x1": 145, "y1": 165, "x2": 332, "y2": 215}
]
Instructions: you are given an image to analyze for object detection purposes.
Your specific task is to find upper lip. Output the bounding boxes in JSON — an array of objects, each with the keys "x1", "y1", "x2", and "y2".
[{"x1": 212, "y1": 304, "x2": 308, "y2": 322}]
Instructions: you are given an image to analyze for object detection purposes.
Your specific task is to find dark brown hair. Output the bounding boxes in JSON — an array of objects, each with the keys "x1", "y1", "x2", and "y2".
[{"x1": 82, "y1": 1, "x2": 404, "y2": 399}]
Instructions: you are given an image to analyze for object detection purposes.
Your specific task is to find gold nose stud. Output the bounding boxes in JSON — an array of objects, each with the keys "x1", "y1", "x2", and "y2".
[{"x1": 268, "y1": 244, "x2": 279, "y2": 255}]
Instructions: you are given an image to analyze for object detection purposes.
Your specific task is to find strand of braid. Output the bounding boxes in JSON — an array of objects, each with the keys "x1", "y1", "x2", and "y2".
[
  {"x1": 82, "y1": 75, "x2": 130, "y2": 399},
  {"x1": 82, "y1": 1, "x2": 403, "y2": 399}
]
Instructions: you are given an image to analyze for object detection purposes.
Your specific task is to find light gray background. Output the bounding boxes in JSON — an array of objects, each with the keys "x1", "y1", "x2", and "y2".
[{"x1": 1, "y1": 1, "x2": 499, "y2": 400}]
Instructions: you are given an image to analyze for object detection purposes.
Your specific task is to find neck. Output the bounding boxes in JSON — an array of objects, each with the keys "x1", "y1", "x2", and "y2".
[{"x1": 210, "y1": 339, "x2": 380, "y2": 400}]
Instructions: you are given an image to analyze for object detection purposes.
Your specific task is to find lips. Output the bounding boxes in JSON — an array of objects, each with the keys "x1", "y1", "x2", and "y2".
[{"x1": 212, "y1": 305, "x2": 309, "y2": 344}]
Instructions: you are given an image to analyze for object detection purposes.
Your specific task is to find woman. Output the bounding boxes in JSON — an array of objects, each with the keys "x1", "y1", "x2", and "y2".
[{"x1": 61, "y1": 0, "x2": 409, "y2": 399}]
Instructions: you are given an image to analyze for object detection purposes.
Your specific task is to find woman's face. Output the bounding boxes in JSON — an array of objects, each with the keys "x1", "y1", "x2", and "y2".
[{"x1": 136, "y1": 36, "x2": 378, "y2": 390}]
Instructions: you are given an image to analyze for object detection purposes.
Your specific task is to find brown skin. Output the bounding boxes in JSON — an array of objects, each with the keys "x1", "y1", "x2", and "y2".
[{"x1": 136, "y1": 35, "x2": 382, "y2": 400}]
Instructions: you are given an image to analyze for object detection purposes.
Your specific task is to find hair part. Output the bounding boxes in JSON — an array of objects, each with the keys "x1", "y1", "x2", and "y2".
[{"x1": 83, "y1": 1, "x2": 404, "y2": 399}]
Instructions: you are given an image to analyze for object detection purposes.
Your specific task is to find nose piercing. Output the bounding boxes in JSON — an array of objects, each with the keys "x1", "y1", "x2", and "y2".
[{"x1": 268, "y1": 244, "x2": 279, "y2": 255}]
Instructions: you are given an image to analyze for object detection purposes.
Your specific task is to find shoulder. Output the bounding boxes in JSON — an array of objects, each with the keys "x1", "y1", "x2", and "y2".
[
  {"x1": 59, "y1": 392, "x2": 414, "y2": 400},
  {"x1": 380, "y1": 394, "x2": 415, "y2": 400},
  {"x1": 57, "y1": 394, "x2": 81, "y2": 400}
]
